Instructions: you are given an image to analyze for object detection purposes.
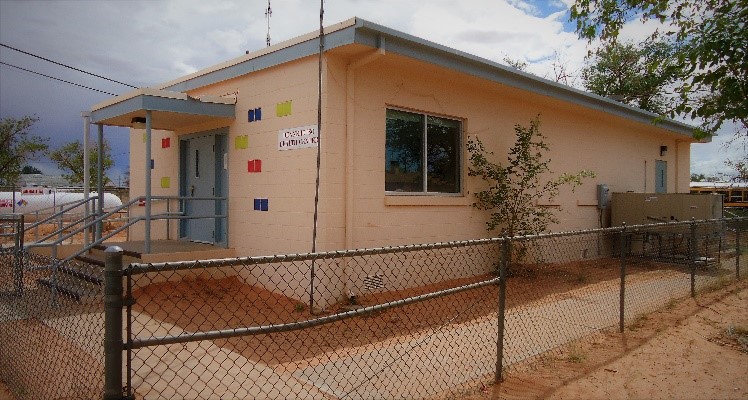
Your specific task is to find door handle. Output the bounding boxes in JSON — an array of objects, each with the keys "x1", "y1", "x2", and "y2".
[{"x1": 190, "y1": 185, "x2": 195, "y2": 197}]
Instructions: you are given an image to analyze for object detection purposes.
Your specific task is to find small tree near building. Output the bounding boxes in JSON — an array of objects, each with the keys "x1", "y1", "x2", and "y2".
[{"x1": 468, "y1": 115, "x2": 595, "y2": 265}]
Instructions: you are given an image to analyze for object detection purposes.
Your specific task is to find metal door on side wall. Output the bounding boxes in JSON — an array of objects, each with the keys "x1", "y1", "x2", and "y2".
[
  {"x1": 655, "y1": 160, "x2": 667, "y2": 194},
  {"x1": 180, "y1": 132, "x2": 227, "y2": 244}
]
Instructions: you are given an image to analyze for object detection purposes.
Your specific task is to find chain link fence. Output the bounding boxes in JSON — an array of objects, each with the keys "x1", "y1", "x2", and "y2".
[
  {"x1": 1, "y1": 215, "x2": 105, "y2": 399},
  {"x1": 0, "y1": 217, "x2": 745, "y2": 399}
]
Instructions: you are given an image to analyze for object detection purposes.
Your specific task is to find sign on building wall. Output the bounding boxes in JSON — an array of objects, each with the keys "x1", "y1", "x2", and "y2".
[{"x1": 277, "y1": 125, "x2": 318, "y2": 151}]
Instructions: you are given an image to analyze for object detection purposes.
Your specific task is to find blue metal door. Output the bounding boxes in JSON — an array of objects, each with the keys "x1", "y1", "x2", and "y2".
[
  {"x1": 182, "y1": 135, "x2": 217, "y2": 243},
  {"x1": 655, "y1": 160, "x2": 667, "y2": 194}
]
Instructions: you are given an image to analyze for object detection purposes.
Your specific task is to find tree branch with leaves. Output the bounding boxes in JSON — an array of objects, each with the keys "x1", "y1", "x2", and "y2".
[
  {"x1": 468, "y1": 115, "x2": 596, "y2": 238},
  {"x1": 570, "y1": 0, "x2": 747, "y2": 140},
  {"x1": 0, "y1": 116, "x2": 48, "y2": 186},
  {"x1": 49, "y1": 140, "x2": 114, "y2": 187},
  {"x1": 582, "y1": 40, "x2": 680, "y2": 114}
]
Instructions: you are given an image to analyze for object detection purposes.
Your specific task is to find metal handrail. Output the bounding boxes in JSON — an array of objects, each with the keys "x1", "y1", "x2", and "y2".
[
  {"x1": 28, "y1": 212, "x2": 98, "y2": 245},
  {"x1": 62, "y1": 215, "x2": 145, "y2": 263},
  {"x1": 23, "y1": 195, "x2": 229, "y2": 262},
  {"x1": 64, "y1": 196, "x2": 227, "y2": 261},
  {"x1": 26, "y1": 196, "x2": 135, "y2": 246},
  {"x1": 26, "y1": 196, "x2": 99, "y2": 220},
  {"x1": 25, "y1": 196, "x2": 94, "y2": 229}
]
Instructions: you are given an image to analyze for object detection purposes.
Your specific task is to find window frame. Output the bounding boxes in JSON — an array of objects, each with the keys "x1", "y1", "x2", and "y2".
[{"x1": 385, "y1": 107, "x2": 463, "y2": 196}]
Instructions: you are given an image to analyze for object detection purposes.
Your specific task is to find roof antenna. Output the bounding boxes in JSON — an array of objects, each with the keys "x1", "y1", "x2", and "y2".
[{"x1": 265, "y1": 0, "x2": 272, "y2": 47}]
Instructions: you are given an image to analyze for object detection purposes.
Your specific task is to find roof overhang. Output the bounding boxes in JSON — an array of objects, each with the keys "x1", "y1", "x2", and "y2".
[
  {"x1": 348, "y1": 19, "x2": 703, "y2": 141},
  {"x1": 95, "y1": 17, "x2": 701, "y2": 141},
  {"x1": 90, "y1": 88, "x2": 235, "y2": 131}
]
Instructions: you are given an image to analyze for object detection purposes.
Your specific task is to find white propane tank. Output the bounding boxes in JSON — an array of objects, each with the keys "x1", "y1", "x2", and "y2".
[{"x1": 0, "y1": 187, "x2": 123, "y2": 215}]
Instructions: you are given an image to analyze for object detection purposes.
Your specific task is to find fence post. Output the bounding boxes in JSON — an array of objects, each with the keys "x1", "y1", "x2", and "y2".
[
  {"x1": 104, "y1": 246, "x2": 124, "y2": 400},
  {"x1": 13, "y1": 214, "x2": 24, "y2": 297},
  {"x1": 619, "y1": 223, "x2": 627, "y2": 333},
  {"x1": 495, "y1": 236, "x2": 509, "y2": 383},
  {"x1": 57, "y1": 204, "x2": 63, "y2": 242},
  {"x1": 51, "y1": 246, "x2": 58, "y2": 307},
  {"x1": 690, "y1": 219, "x2": 697, "y2": 298},
  {"x1": 736, "y1": 222, "x2": 741, "y2": 280}
]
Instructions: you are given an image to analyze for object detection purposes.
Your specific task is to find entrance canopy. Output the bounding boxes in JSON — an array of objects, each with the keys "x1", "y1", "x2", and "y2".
[
  {"x1": 90, "y1": 88, "x2": 235, "y2": 131},
  {"x1": 88, "y1": 88, "x2": 235, "y2": 254}
]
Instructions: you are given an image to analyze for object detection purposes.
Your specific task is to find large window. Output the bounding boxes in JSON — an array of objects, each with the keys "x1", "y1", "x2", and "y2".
[{"x1": 385, "y1": 108, "x2": 461, "y2": 193}]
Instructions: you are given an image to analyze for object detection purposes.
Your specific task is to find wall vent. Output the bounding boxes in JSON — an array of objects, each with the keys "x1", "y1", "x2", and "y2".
[{"x1": 363, "y1": 275, "x2": 385, "y2": 290}]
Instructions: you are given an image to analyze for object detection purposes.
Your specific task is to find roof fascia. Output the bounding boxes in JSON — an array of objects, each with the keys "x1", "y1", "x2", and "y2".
[
  {"x1": 152, "y1": 17, "x2": 697, "y2": 139},
  {"x1": 161, "y1": 24, "x2": 357, "y2": 93},
  {"x1": 90, "y1": 92, "x2": 234, "y2": 124},
  {"x1": 352, "y1": 19, "x2": 698, "y2": 139}
]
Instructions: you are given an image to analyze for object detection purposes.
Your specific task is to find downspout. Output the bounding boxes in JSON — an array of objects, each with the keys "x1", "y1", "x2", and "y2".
[{"x1": 344, "y1": 37, "x2": 385, "y2": 294}]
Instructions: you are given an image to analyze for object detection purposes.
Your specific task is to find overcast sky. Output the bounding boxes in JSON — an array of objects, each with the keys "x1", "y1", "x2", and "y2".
[{"x1": 0, "y1": 0, "x2": 742, "y2": 183}]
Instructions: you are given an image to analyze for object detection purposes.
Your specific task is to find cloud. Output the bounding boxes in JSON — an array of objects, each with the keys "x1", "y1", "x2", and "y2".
[
  {"x1": 691, "y1": 123, "x2": 746, "y2": 177},
  {"x1": 0, "y1": 0, "x2": 723, "y2": 179}
]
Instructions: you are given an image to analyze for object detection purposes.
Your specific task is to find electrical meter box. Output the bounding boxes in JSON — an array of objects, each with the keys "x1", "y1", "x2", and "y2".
[
  {"x1": 611, "y1": 193, "x2": 723, "y2": 226},
  {"x1": 597, "y1": 184, "x2": 610, "y2": 209}
]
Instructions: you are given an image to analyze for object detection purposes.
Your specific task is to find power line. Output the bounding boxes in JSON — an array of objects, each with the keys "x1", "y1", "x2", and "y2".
[
  {"x1": 0, "y1": 61, "x2": 118, "y2": 96},
  {"x1": 0, "y1": 42, "x2": 137, "y2": 88}
]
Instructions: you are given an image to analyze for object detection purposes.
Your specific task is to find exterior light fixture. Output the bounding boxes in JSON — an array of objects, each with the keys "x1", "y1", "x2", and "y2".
[
  {"x1": 131, "y1": 116, "x2": 147, "y2": 128},
  {"x1": 660, "y1": 145, "x2": 668, "y2": 156}
]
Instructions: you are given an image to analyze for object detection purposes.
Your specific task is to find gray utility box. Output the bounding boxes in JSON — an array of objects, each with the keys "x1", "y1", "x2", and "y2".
[{"x1": 611, "y1": 192, "x2": 723, "y2": 227}]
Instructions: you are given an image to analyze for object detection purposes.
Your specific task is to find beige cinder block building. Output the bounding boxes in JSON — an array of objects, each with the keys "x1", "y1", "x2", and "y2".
[{"x1": 91, "y1": 18, "x2": 702, "y2": 306}]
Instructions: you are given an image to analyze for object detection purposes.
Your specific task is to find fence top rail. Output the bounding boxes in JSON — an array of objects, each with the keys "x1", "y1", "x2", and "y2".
[
  {"x1": 126, "y1": 236, "x2": 507, "y2": 275},
  {"x1": 512, "y1": 217, "x2": 738, "y2": 242},
  {"x1": 125, "y1": 216, "x2": 745, "y2": 275}
]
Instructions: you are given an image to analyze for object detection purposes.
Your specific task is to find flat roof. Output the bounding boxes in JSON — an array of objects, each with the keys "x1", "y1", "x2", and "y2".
[{"x1": 147, "y1": 17, "x2": 699, "y2": 140}]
